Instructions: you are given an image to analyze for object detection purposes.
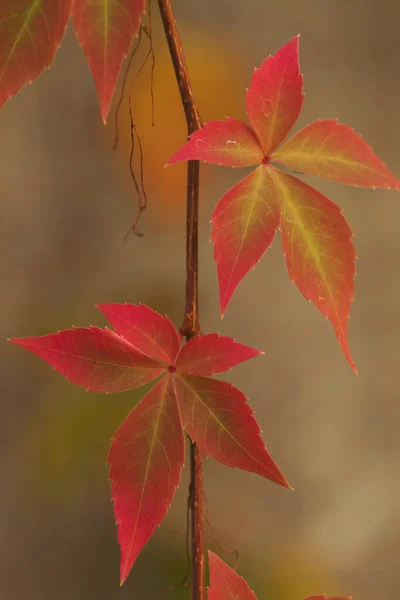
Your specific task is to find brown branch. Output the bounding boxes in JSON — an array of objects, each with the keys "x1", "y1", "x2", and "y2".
[{"x1": 157, "y1": 2, "x2": 204, "y2": 599}]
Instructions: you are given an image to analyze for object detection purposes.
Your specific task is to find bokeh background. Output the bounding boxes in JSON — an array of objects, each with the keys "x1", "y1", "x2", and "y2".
[{"x1": 2, "y1": 1, "x2": 400, "y2": 598}]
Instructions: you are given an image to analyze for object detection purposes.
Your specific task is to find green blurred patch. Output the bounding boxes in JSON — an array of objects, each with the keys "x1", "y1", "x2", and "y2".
[{"x1": 24, "y1": 378, "x2": 156, "y2": 497}]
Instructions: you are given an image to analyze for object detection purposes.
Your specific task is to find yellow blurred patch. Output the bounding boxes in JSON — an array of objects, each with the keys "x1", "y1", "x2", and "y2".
[{"x1": 108, "y1": 27, "x2": 248, "y2": 222}]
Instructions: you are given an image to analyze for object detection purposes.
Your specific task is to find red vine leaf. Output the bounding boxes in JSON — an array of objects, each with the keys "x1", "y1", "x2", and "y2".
[
  {"x1": 109, "y1": 375, "x2": 184, "y2": 583},
  {"x1": 168, "y1": 118, "x2": 263, "y2": 167},
  {"x1": 172, "y1": 373, "x2": 290, "y2": 487},
  {"x1": 208, "y1": 551, "x2": 257, "y2": 600},
  {"x1": 272, "y1": 168, "x2": 357, "y2": 372},
  {"x1": 175, "y1": 333, "x2": 262, "y2": 376},
  {"x1": 273, "y1": 119, "x2": 400, "y2": 189},
  {"x1": 72, "y1": 0, "x2": 145, "y2": 122},
  {"x1": 0, "y1": 0, "x2": 72, "y2": 110},
  {"x1": 210, "y1": 165, "x2": 280, "y2": 316},
  {"x1": 169, "y1": 36, "x2": 400, "y2": 370},
  {"x1": 10, "y1": 303, "x2": 290, "y2": 580},
  {"x1": 245, "y1": 35, "x2": 303, "y2": 155},
  {"x1": 9, "y1": 327, "x2": 164, "y2": 392},
  {"x1": 97, "y1": 303, "x2": 181, "y2": 364}
]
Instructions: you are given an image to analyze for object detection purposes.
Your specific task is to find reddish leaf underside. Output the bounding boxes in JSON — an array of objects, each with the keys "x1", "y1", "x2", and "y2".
[
  {"x1": 173, "y1": 373, "x2": 289, "y2": 487},
  {"x1": 108, "y1": 375, "x2": 184, "y2": 583},
  {"x1": 97, "y1": 303, "x2": 181, "y2": 365},
  {"x1": 168, "y1": 118, "x2": 263, "y2": 167},
  {"x1": 271, "y1": 167, "x2": 357, "y2": 371},
  {"x1": 208, "y1": 551, "x2": 257, "y2": 600},
  {"x1": 72, "y1": 0, "x2": 145, "y2": 122},
  {"x1": 211, "y1": 165, "x2": 280, "y2": 315},
  {"x1": 0, "y1": 0, "x2": 72, "y2": 110},
  {"x1": 246, "y1": 35, "x2": 303, "y2": 155},
  {"x1": 10, "y1": 327, "x2": 165, "y2": 392},
  {"x1": 273, "y1": 119, "x2": 400, "y2": 189},
  {"x1": 175, "y1": 333, "x2": 262, "y2": 376}
]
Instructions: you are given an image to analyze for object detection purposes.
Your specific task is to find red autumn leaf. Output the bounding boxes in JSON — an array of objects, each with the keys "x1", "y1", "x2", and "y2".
[
  {"x1": 175, "y1": 333, "x2": 262, "y2": 376},
  {"x1": 109, "y1": 375, "x2": 184, "y2": 583},
  {"x1": 97, "y1": 303, "x2": 181, "y2": 365},
  {"x1": 208, "y1": 551, "x2": 257, "y2": 600},
  {"x1": 207, "y1": 553, "x2": 351, "y2": 600},
  {"x1": 10, "y1": 327, "x2": 164, "y2": 392},
  {"x1": 72, "y1": 0, "x2": 145, "y2": 123},
  {"x1": 169, "y1": 36, "x2": 400, "y2": 370},
  {"x1": 0, "y1": 0, "x2": 72, "y2": 110},
  {"x1": 272, "y1": 168, "x2": 356, "y2": 372},
  {"x1": 273, "y1": 119, "x2": 400, "y2": 189},
  {"x1": 10, "y1": 303, "x2": 289, "y2": 580},
  {"x1": 172, "y1": 373, "x2": 289, "y2": 487},
  {"x1": 169, "y1": 118, "x2": 263, "y2": 167},
  {"x1": 210, "y1": 165, "x2": 280, "y2": 316},
  {"x1": 246, "y1": 35, "x2": 304, "y2": 155}
]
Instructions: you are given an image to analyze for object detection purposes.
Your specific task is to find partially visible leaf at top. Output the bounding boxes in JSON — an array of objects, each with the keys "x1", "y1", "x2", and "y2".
[
  {"x1": 208, "y1": 551, "x2": 257, "y2": 600},
  {"x1": 169, "y1": 35, "x2": 400, "y2": 370},
  {"x1": 0, "y1": 0, "x2": 72, "y2": 110},
  {"x1": 207, "y1": 552, "x2": 351, "y2": 600},
  {"x1": 97, "y1": 303, "x2": 181, "y2": 365},
  {"x1": 72, "y1": 0, "x2": 145, "y2": 122}
]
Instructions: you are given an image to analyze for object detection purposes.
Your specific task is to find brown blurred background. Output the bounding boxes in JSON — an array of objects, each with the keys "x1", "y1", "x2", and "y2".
[{"x1": 2, "y1": 1, "x2": 400, "y2": 598}]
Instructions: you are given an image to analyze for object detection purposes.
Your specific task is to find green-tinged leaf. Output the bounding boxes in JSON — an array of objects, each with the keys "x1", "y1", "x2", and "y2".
[
  {"x1": 109, "y1": 375, "x2": 185, "y2": 583},
  {"x1": 0, "y1": 0, "x2": 72, "y2": 110},
  {"x1": 211, "y1": 165, "x2": 280, "y2": 315},
  {"x1": 270, "y1": 167, "x2": 357, "y2": 371},
  {"x1": 273, "y1": 119, "x2": 400, "y2": 189}
]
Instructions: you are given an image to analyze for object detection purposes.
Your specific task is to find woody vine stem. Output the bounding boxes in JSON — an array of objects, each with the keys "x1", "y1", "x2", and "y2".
[{"x1": 157, "y1": 1, "x2": 205, "y2": 599}]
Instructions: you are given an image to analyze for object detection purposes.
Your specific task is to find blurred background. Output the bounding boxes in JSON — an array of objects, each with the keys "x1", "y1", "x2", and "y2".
[{"x1": 2, "y1": 1, "x2": 400, "y2": 598}]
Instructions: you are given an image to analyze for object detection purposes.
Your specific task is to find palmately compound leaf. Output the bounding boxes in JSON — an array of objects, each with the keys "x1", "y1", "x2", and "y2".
[
  {"x1": 172, "y1": 373, "x2": 290, "y2": 487},
  {"x1": 72, "y1": 0, "x2": 145, "y2": 122},
  {"x1": 10, "y1": 327, "x2": 165, "y2": 392},
  {"x1": 208, "y1": 551, "x2": 257, "y2": 600},
  {"x1": 169, "y1": 35, "x2": 400, "y2": 370},
  {"x1": 97, "y1": 303, "x2": 181, "y2": 365},
  {"x1": 0, "y1": 0, "x2": 72, "y2": 110},
  {"x1": 109, "y1": 375, "x2": 184, "y2": 583},
  {"x1": 10, "y1": 303, "x2": 290, "y2": 581}
]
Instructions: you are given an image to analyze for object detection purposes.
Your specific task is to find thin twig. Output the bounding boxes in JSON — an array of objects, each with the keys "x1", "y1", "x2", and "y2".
[{"x1": 157, "y1": 2, "x2": 204, "y2": 599}]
